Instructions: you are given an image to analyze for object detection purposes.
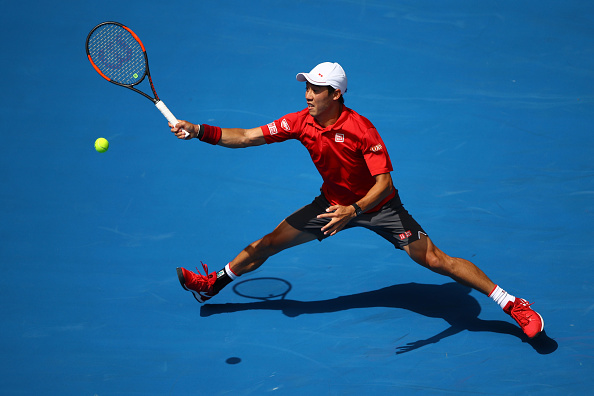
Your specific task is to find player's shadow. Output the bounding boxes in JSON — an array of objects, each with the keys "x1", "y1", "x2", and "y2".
[{"x1": 200, "y1": 281, "x2": 557, "y2": 355}]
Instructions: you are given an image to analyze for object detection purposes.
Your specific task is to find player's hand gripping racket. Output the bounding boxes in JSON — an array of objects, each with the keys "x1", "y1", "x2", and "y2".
[{"x1": 86, "y1": 21, "x2": 189, "y2": 138}]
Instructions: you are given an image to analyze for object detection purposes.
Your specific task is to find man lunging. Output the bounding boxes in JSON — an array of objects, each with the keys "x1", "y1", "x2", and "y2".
[{"x1": 169, "y1": 62, "x2": 544, "y2": 339}]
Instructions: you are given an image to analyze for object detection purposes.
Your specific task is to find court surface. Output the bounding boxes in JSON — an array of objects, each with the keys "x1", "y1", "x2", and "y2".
[{"x1": 1, "y1": 1, "x2": 593, "y2": 394}]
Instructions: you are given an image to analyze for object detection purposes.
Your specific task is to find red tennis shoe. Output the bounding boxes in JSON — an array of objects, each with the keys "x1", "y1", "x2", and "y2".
[
  {"x1": 503, "y1": 298, "x2": 544, "y2": 338},
  {"x1": 176, "y1": 263, "x2": 217, "y2": 303}
]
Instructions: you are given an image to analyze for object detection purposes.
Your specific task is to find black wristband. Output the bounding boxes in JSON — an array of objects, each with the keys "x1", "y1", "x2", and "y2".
[
  {"x1": 352, "y1": 203, "x2": 363, "y2": 216},
  {"x1": 197, "y1": 124, "x2": 204, "y2": 140}
]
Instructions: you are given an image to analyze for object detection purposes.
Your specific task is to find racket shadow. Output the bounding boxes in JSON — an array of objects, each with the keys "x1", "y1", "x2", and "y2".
[{"x1": 200, "y1": 281, "x2": 558, "y2": 355}]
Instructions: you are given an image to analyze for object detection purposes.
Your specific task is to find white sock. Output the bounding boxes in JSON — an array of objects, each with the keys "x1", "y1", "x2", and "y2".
[
  {"x1": 225, "y1": 263, "x2": 239, "y2": 280},
  {"x1": 489, "y1": 285, "x2": 516, "y2": 309}
]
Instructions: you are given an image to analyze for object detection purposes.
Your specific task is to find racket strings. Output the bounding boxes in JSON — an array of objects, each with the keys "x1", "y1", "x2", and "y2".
[{"x1": 87, "y1": 24, "x2": 146, "y2": 85}]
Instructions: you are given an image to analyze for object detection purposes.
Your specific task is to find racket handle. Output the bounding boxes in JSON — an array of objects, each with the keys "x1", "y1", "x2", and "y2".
[{"x1": 155, "y1": 100, "x2": 190, "y2": 138}]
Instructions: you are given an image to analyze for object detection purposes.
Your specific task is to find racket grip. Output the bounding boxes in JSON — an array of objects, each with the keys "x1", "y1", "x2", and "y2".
[{"x1": 155, "y1": 100, "x2": 189, "y2": 138}]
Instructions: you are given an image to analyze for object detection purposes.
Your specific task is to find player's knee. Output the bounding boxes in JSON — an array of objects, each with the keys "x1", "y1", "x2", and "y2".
[
  {"x1": 419, "y1": 248, "x2": 455, "y2": 275},
  {"x1": 424, "y1": 252, "x2": 444, "y2": 271}
]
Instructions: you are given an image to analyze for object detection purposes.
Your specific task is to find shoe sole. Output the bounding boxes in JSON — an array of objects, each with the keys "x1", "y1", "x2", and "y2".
[{"x1": 176, "y1": 267, "x2": 208, "y2": 304}]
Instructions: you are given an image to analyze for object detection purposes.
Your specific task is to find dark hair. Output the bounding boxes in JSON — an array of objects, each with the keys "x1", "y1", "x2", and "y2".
[{"x1": 327, "y1": 86, "x2": 345, "y2": 104}]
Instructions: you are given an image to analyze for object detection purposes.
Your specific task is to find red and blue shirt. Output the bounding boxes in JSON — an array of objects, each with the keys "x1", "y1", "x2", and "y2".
[{"x1": 261, "y1": 107, "x2": 395, "y2": 212}]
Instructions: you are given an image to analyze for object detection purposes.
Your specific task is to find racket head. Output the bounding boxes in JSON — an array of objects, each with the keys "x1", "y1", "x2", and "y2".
[{"x1": 86, "y1": 21, "x2": 148, "y2": 87}]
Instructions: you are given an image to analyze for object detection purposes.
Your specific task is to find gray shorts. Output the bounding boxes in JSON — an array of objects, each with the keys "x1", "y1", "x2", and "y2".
[{"x1": 285, "y1": 193, "x2": 427, "y2": 249}]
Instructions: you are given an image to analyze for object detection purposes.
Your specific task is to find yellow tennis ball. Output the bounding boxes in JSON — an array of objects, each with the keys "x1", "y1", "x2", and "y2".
[{"x1": 95, "y1": 137, "x2": 109, "y2": 153}]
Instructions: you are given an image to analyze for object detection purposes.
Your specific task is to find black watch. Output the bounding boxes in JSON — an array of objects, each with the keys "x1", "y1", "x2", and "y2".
[{"x1": 352, "y1": 203, "x2": 363, "y2": 216}]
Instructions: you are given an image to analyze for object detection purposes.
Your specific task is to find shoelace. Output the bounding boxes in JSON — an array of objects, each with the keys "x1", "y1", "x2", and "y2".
[
  {"x1": 192, "y1": 261, "x2": 216, "y2": 293},
  {"x1": 511, "y1": 299, "x2": 535, "y2": 326},
  {"x1": 195, "y1": 261, "x2": 210, "y2": 277}
]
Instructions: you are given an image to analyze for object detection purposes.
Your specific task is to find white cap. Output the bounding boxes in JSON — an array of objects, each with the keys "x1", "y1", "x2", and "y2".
[{"x1": 296, "y1": 62, "x2": 347, "y2": 93}]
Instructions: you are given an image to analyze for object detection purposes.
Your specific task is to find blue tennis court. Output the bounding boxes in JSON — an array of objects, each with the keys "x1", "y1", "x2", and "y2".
[{"x1": 1, "y1": 1, "x2": 593, "y2": 394}]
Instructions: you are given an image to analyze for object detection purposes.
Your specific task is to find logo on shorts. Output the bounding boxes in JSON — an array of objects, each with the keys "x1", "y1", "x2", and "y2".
[
  {"x1": 335, "y1": 133, "x2": 344, "y2": 143},
  {"x1": 399, "y1": 230, "x2": 412, "y2": 240},
  {"x1": 267, "y1": 122, "x2": 278, "y2": 135},
  {"x1": 281, "y1": 119, "x2": 290, "y2": 131}
]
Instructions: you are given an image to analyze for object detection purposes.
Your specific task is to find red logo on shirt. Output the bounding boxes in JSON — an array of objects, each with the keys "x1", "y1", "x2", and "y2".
[{"x1": 335, "y1": 133, "x2": 344, "y2": 143}]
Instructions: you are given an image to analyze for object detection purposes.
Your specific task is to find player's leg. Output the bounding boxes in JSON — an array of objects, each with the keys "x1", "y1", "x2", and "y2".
[
  {"x1": 355, "y1": 196, "x2": 544, "y2": 338},
  {"x1": 176, "y1": 195, "x2": 331, "y2": 304},
  {"x1": 403, "y1": 234, "x2": 495, "y2": 295},
  {"x1": 228, "y1": 219, "x2": 319, "y2": 275},
  {"x1": 353, "y1": 197, "x2": 496, "y2": 294},
  {"x1": 176, "y1": 220, "x2": 316, "y2": 303},
  {"x1": 403, "y1": 234, "x2": 544, "y2": 338},
  {"x1": 227, "y1": 193, "x2": 333, "y2": 277}
]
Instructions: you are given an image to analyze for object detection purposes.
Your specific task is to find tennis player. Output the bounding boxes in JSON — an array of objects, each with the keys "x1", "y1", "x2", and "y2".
[{"x1": 169, "y1": 62, "x2": 544, "y2": 339}]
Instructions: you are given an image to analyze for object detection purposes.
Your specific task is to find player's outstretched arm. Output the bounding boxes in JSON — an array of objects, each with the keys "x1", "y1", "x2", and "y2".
[
  {"x1": 218, "y1": 127, "x2": 266, "y2": 148},
  {"x1": 169, "y1": 121, "x2": 265, "y2": 148}
]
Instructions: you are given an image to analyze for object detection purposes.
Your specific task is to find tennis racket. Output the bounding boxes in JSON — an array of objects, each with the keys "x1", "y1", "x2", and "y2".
[{"x1": 86, "y1": 21, "x2": 189, "y2": 137}]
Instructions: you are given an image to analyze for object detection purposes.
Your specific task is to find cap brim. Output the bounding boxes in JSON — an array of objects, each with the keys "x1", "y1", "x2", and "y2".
[{"x1": 296, "y1": 72, "x2": 330, "y2": 86}]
